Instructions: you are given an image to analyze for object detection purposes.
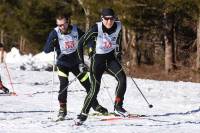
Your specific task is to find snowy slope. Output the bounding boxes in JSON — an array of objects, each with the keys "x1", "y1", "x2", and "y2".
[{"x1": 0, "y1": 48, "x2": 200, "y2": 133}]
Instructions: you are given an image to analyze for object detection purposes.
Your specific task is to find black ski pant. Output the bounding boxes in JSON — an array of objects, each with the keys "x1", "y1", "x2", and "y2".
[
  {"x1": 57, "y1": 64, "x2": 100, "y2": 110},
  {"x1": 81, "y1": 53, "x2": 127, "y2": 114}
]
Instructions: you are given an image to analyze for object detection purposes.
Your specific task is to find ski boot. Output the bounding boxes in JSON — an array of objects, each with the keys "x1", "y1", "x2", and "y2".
[
  {"x1": 2, "y1": 86, "x2": 9, "y2": 94},
  {"x1": 57, "y1": 107, "x2": 66, "y2": 121},
  {"x1": 75, "y1": 113, "x2": 88, "y2": 125},
  {"x1": 114, "y1": 105, "x2": 129, "y2": 117},
  {"x1": 0, "y1": 86, "x2": 9, "y2": 94},
  {"x1": 94, "y1": 105, "x2": 108, "y2": 115}
]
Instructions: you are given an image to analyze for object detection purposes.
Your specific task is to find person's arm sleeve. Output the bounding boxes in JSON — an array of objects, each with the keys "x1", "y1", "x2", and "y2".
[
  {"x1": 115, "y1": 29, "x2": 122, "y2": 61},
  {"x1": 87, "y1": 39, "x2": 96, "y2": 58},
  {"x1": 77, "y1": 28, "x2": 85, "y2": 39},
  {"x1": 77, "y1": 25, "x2": 97, "y2": 63},
  {"x1": 43, "y1": 30, "x2": 58, "y2": 53},
  {"x1": 116, "y1": 29, "x2": 122, "y2": 53}
]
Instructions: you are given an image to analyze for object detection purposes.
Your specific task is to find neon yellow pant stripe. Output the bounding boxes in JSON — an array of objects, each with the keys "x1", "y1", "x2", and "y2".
[
  {"x1": 57, "y1": 68, "x2": 68, "y2": 77},
  {"x1": 80, "y1": 73, "x2": 89, "y2": 82}
]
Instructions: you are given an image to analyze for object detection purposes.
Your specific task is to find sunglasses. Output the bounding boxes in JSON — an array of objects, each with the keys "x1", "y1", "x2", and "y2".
[
  {"x1": 103, "y1": 17, "x2": 114, "y2": 21},
  {"x1": 57, "y1": 23, "x2": 65, "y2": 27}
]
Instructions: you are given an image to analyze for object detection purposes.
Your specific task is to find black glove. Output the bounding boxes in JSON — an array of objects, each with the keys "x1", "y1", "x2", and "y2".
[
  {"x1": 79, "y1": 63, "x2": 88, "y2": 73},
  {"x1": 88, "y1": 48, "x2": 94, "y2": 59},
  {"x1": 116, "y1": 52, "x2": 122, "y2": 62}
]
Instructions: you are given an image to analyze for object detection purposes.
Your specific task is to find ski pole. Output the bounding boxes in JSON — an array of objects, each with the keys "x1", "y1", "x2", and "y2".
[
  {"x1": 58, "y1": 77, "x2": 77, "y2": 95},
  {"x1": 131, "y1": 77, "x2": 153, "y2": 108},
  {"x1": 49, "y1": 47, "x2": 56, "y2": 119},
  {"x1": 57, "y1": 73, "x2": 81, "y2": 116},
  {"x1": 4, "y1": 61, "x2": 17, "y2": 95}
]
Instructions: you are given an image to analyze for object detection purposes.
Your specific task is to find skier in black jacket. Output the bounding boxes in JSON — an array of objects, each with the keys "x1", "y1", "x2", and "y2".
[
  {"x1": 44, "y1": 12, "x2": 108, "y2": 120},
  {"x1": 76, "y1": 8, "x2": 128, "y2": 124}
]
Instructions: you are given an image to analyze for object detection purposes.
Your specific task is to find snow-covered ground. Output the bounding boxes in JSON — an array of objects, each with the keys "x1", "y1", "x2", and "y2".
[{"x1": 0, "y1": 48, "x2": 200, "y2": 133}]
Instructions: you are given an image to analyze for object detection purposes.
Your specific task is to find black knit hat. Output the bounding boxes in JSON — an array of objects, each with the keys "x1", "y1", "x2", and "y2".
[{"x1": 101, "y1": 8, "x2": 115, "y2": 17}]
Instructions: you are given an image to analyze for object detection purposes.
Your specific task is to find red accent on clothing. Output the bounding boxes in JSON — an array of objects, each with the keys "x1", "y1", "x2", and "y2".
[
  {"x1": 59, "y1": 102, "x2": 66, "y2": 108},
  {"x1": 115, "y1": 97, "x2": 121, "y2": 103}
]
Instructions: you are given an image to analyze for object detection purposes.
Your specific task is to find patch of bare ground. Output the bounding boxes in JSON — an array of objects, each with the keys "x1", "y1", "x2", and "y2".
[{"x1": 125, "y1": 64, "x2": 200, "y2": 83}]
